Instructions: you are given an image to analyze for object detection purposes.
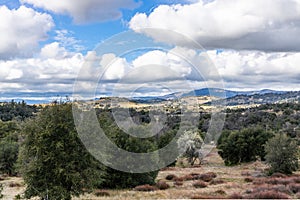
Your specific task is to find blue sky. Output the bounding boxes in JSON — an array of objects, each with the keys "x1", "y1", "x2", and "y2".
[{"x1": 0, "y1": 0, "x2": 300, "y2": 103}]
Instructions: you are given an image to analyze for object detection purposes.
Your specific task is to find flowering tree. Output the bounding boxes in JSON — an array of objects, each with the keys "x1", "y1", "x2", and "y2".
[{"x1": 177, "y1": 130, "x2": 203, "y2": 165}]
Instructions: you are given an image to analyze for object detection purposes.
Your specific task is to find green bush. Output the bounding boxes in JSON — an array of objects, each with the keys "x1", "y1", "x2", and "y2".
[
  {"x1": 0, "y1": 120, "x2": 19, "y2": 176},
  {"x1": 217, "y1": 127, "x2": 273, "y2": 165},
  {"x1": 265, "y1": 134, "x2": 299, "y2": 174},
  {"x1": 0, "y1": 140, "x2": 18, "y2": 175}
]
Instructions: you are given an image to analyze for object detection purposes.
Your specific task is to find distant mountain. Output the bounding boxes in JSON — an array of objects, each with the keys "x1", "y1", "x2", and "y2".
[
  {"x1": 163, "y1": 88, "x2": 286, "y2": 99},
  {"x1": 130, "y1": 88, "x2": 287, "y2": 103},
  {"x1": 209, "y1": 91, "x2": 300, "y2": 106}
]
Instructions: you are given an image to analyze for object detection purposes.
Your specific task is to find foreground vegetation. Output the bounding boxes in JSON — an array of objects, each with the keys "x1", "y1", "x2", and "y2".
[{"x1": 0, "y1": 100, "x2": 299, "y2": 199}]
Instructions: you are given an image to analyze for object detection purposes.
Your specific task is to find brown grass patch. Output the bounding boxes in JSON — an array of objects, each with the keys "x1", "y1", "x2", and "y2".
[
  {"x1": 134, "y1": 184, "x2": 158, "y2": 192},
  {"x1": 246, "y1": 191, "x2": 289, "y2": 199},
  {"x1": 193, "y1": 181, "x2": 208, "y2": 188},
  {"x1": 173, "y1": 176, "x2": 185, "y2": 182},
  {"x1": 195, "y1": 172, "x2": 217, "y2": 182},
  {"x1": 183, "y1": 174, "x2": 194, "y2": 181},
  {"x1": 210, "y1": 179, "x2": 225, "y2": 185},
  {"x1": 156, "y1": 181, "x2": 170, "y2": 190}
]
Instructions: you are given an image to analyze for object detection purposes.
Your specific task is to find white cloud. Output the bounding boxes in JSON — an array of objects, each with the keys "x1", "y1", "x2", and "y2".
[
  {"x1": 0, "y1": 50, "x2": 84, "y2": 94},
  {"x1": 40, "y1": 42, "x2": 69, "y2": 59},
  {"x1": 54, "y1": 30, "x2": 84, "y2": 52},
  {"x1": 21, "y1": 0, "x2": 141, "y2": 24},
  {"x1": 209, "y1": 50, "x2": 300, "y2": 90},
  {"x1": 0, "y1": 5, "x2": 54, "y2": 59},
  {"x1": 129, "y1": 0, "x2": 300, "y2": 51}
]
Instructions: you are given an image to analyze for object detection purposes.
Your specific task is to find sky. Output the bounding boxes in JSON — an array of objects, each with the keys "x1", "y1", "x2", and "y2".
[{"x1": 0, "y1": 0, "x2": 300, "y2": 103}]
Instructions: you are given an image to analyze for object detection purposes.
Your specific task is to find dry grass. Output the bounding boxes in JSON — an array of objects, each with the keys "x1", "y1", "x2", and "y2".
[
  {"x1": 94, "y1": 190, "x2": 110, "y2": 197},
  {"x1": 3, "y1": 148, "x2": 300, "y2": 199}
]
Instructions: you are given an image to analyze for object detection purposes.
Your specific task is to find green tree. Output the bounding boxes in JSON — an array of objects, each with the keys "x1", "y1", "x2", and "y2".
[
  {"x1": 265, "y1": 133, "x2": 299, "y2": 174},
  {"x1": 19, "y1": 104, "x2": 105, "y2": 200},
  {"x1": 0, "y1": 121, "x2": 19, "y2": 175},
  {"x1": 218, "y1": 127, "x2": 273, "y2": 165},
  {"x1": 98, "y1": 114, "x2": 159, "y2": 189}
]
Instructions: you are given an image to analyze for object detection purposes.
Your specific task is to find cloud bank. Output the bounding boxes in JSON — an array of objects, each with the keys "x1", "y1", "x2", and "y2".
[{"x1": 129, "y1": 0, "x2": 300, "y2": 51}]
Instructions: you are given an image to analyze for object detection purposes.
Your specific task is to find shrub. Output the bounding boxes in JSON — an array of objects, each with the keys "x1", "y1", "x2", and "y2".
[
  {"x1": 265, "y1": 134, "x2": 299, "y2": 174},
  {"x1": 156, "y1": 181, "x2": 170, "y2": 190},
  {"x1": 94, "y1": 190, "x2": 110, "y2": 197},
  {"x1": 165, "y1": 174, "x2": 177, "y2": 180},
  {"x1": 134, "y1": 184, "x2": 158, "y2": 192},
  {"x1": 193, "y1": 181, "x2": 207, "y2": 188}
]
